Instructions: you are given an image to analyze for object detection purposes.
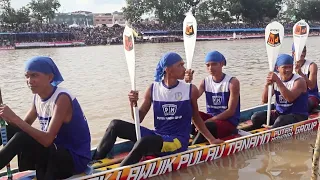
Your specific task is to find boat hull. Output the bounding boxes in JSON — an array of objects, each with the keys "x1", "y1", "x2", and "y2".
[
  {"x1": 1, "y1": 103, "x2": 319, "y2": 180},
  {"x1": 72, "y1": 117, "x2": 319, "y2": 180}
]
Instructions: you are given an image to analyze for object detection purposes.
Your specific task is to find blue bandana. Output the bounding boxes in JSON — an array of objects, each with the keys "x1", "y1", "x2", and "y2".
[
  {"x1": 205, "y1": 51, "x2": 226, "y2": 65},
  {"x1": 276, "y1": 54, "x2": 293, "y2": 67},
  {"x1": 25, "y1": 56, "x2": 64, "y2": 86},
  {"x1": 154, "y1": 52, "x2": 182, "y2": 82}
]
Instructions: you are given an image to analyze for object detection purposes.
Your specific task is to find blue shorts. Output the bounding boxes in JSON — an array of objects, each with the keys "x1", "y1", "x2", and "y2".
[{"x1": 140, "y1": 126, "x2": 187, "y2": 156}]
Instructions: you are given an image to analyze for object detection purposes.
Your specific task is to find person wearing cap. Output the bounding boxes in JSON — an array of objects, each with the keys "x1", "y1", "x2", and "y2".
[
  {"x1": 292, "y1": 45, "x2": 319, "y2": 113},
  {"x1": 185, "y1": 50, "x2": 240, "y2": 144},
  {"x1": 0, "y1": 56, "x2": 91, "y2": 179},
  {"x1": 93, "y1": 52, "x2": 223, "y2": 166},
  {"x1": 244, "y1": 54, "x2": 308, "y2": 131}
]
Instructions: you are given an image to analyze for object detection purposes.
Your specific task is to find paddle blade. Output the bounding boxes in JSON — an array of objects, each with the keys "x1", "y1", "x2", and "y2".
[
  {"x1": 123, "y1": 25, "x2": 136, "y2": 90},
  {"x1": 183, "y1": 12, "x2": 197, "y2": 70},
  {"x1": 265, "y1": 21, "x2": 285, "y2": 71},
  {"x1": 293, "y1": 20, "x2": 309, "y2": 62}
]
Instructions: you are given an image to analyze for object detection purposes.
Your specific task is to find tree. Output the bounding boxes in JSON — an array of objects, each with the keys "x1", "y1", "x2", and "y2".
[
  {"x1": 0, "y1": 7, "x2": 16, "y2": 24},
  {"x1": 123, "y1": 0, "x2": 199, "y2": 24},
  {"x1": 236, "y1": 0, "x2": 283, "y2": 23},
  {"x1": 0, "y1": 0, "x2": 11, "y2": 10},
  {"x1": 151, "y1": 0, "x2": 195, "y2": 24},
  {"x1": 295, "y1": 0, "x2": 320, "y2": 22},
  {"x1": 28, "y1": 0, "x2": 61, "y2": 22},
  {"x1": 195, "y1": 1, "x2": 211, "y2": 23},
  {"x1": 122, "y1": 0, "x2": 148, "y2": 23},
  {"x1": 16, "y1": 6, "x2": 30, "y2": 24},
  {"x1": 228, "y1": 0, "x2": 243, "y2": 22},
  {"x1": 261, "y1": 0, "x2": 283, "y2": 20}
]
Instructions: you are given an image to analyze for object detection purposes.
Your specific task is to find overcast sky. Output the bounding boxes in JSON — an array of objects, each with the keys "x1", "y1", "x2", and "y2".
[{"x1": 11, "y1": 0, "x2": 126, "y2": 13}]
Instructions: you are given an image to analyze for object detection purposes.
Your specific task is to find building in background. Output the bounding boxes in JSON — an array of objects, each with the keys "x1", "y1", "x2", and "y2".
[
  {"x1": 49, "y1": 11, "x2": 94, "y2": 27},
  {"x1": 93, "y1": 11, "x2": 125, "y2": 27}
]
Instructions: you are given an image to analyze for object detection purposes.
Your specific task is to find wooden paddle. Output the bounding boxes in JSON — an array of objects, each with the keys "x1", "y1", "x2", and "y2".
[
  {"x1": 123, "y1": 25, "x2": 141, "y2": 141},
  {"x1": 264, "y1": 21, "x2": 285, "y2": 127},
  {"x1": 183, "y1": 11, "x2": 197, "y2": 70},
  {"x1": 293, "y1": 20, "x2": 310, "y2": 62},
  {"x1": 0, "y1": 88, "x2": 13, "y2": 180}
]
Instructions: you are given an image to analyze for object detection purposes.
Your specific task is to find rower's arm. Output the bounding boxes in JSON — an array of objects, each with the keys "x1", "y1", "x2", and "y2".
[
  {"x1": 300, "y1": 63, "x2": 318, "y2": 90},
  {"x1": 130, "y1": 85, "x2": 152, "y2": 123},
  {"x1": 190, "y1": 85, "x2": 220, "y2": 143},
  {"x1": 24, "y1": 105, "x2": 37, "y2": 125},
  {"x1": 210, "y1": 78, "x2": 240, "y2": 121},
  {"x1": 14, "y1": 94, "x2": 72, "y2": 147},
  {"x1": 198, "y1": 80, "x2": 205, "y2": 98},
  {"x1": 262, "y1": 84, "x2": 274, "y2": 104},
  {"x1": 275, "y1": 77, "x2": 307, "y2": 103}
]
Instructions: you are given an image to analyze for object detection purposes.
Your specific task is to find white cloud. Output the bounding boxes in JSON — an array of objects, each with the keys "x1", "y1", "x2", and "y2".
[{"x1": 11, "y1": 0, "x2": 126, "y2": 13}]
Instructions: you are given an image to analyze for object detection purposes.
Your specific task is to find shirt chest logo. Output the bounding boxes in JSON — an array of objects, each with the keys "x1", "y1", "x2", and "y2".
[
  {"x1": 279, "y1": 95, "x2": 288, "y2": 103},
  {"x1": 212, "y1": 96, "x2": 222, "y2": 105},
  {"x1": 162, "y1": 104, "x2": 177, "y2": 116}
]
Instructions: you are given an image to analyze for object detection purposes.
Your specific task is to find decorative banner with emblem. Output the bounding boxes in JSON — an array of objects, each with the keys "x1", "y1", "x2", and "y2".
[
  {"x1": 183, "y1": 11, "x2": 197, "y2": 70},
  {"x1": 264, "y1": 21, "x2": 284, "y2": 126},
  {"x1": 293, "y1": 20, "x2": 309, "y2": 62}
]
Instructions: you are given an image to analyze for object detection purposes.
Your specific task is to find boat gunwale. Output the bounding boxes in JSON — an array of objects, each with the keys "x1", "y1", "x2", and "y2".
[{"x1": 73, "y1": 116, "x2": 320, "y2": 179}]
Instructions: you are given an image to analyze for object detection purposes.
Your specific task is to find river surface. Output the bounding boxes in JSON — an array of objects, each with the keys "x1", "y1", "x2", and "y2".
[{"x1": 1, "y1": 37, "x2": 320, "y2": 179}]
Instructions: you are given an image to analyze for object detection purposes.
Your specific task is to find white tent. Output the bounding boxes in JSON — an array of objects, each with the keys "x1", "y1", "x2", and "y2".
[{"x1": 69, "y1": 23, "x2": 79, "y2": 28}]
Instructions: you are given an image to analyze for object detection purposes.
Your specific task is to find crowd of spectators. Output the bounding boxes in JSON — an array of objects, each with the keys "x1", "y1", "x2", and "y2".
[{"x1": 0, "y1": 21, "x2": 319, "y2": 46}]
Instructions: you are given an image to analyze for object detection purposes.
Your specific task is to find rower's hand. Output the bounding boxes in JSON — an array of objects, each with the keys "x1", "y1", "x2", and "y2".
[
  {"x1": 0, "y1": 104, "x2": 18, "y2": 124},
  {"x1": 295, "y1": 62, "x2": 302, "y2": 75},
  {"x1": 184, "y1": 69, "x2": 194, "y2": 83},
  {"x1": 209, "y1": 138, "x2": 224, "y2": 145},
  {"x1": 128, "y1": 90, "x2": 139, "y2": 107},
  {"x1": 266, "y1": 72, "x2": 279, "y2": 85}
]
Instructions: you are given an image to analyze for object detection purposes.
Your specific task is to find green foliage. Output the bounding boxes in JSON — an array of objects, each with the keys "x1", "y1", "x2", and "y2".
[
  {"x1": 28, "y1": 0, "x2": 61, "y2": 22},
  {"x1": 1, "y1": 0, "x2": 60, "y2": 25},
  {"x1": 0, "y1": 0, "x2": 30, "y2": 24},
  {"x1": 123, "y1": 0, "x2": 299, "y2": 24},
  {"x1": 295, "y1": 0, "x2": 320, "y2": 22},
  {"x1": 16, "y1": 6, "x2": 31, "y2": 24}
]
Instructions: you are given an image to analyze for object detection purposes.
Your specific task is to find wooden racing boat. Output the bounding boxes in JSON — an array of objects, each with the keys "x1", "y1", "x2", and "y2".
[{"x1": 1, "y1": 102, "x2": 319, "y2": 180}]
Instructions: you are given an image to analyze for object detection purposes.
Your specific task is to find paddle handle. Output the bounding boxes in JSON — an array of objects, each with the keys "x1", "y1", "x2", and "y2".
[
  {"x1": 266, "y1": 85, "x2": 273, "y2": 127},
  {"x1": 133, "y1": 106, "x2": 141, "y2": 140}
]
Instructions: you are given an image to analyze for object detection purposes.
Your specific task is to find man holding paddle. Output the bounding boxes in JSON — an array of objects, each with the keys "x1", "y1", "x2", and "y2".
[
  {"x1": 93, "y1": 52, "x2": 223, "y2": 166},
  {"x1": 185, "y1": 50, "x2": 241, "y2": 144},
  {"x1": 292, "y1": 45, "x2": 320, "y2": 113},
  {"x1": 0, "y1": 56, "x2": 91, "y2": 180},
  {"x1": 244, "y1": 54, "x2": 308, "y2": 131}
]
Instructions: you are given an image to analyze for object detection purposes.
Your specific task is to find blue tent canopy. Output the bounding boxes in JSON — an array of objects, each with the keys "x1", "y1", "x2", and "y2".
[
  {"x1": 141, "y1": 27, "x2": 320, "y2": 35},
  {"x1": 0, "y1": 32, "x2": 71, "y2": 35}
]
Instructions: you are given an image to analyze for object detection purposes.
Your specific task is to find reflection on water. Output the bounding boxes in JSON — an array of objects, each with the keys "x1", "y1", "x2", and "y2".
[{"x1": 1, "y1": 37, "x2": 320, "y2": 178}]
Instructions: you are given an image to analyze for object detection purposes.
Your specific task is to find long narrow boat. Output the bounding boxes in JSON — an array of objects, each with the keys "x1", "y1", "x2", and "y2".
[{"x1": 1, "y1": 102, "x2": 319, "y2": 180}]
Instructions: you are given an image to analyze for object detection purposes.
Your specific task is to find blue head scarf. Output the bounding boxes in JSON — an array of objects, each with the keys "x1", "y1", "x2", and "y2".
[
  {"x1": 205, "y1": 51, "x2": 226, "y2": 65},
  {"x1": 25, "y1": 56, "x2": 64, "y2": 86},
  {"x1": 154, "y1": 52, "x2": 182, "y2": 82},
  {"x1": 274, "y1": 54, "x2": 294, "y2": 72}
]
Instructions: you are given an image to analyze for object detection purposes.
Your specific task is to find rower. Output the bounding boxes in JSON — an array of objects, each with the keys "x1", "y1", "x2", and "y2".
[
  {"x1": 243, "y1": 54, "x2": 308, "y2": 131},
  {"x1": 292, "y1": 45, "x2": 320, "y2": 113},
  {"x1": 0, "y1": 56, "x2": 91, "y2": 179},
  {"x1": 185, "y1": 50, "x2": 241, "y2": 144},
  {"x1": 92, "y1": 52, "x2": 223, "y2": 166}
]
